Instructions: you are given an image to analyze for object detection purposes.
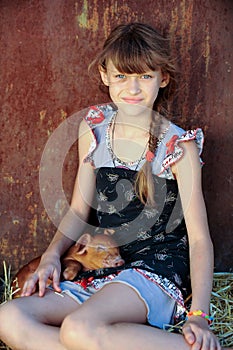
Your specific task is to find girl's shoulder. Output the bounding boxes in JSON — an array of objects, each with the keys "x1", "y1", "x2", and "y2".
[
  {"x1": 82, "y1": 104, "x2": 116, "y2": 165},
  {"x1": 83, "y1": 103, "x2": 116, "y2": 128},
  {"x1": 154, "y1": 121, "x2": 204, "y2": 179}
]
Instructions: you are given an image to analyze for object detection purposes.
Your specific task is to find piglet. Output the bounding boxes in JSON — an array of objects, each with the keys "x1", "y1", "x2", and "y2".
[{"x1": 12, "y1": 233, "x2": 124, "y2": 298}]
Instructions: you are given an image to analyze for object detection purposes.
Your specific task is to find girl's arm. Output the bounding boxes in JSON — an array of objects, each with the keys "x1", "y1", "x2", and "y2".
[
  {"x1": 44, "y1": 119, "x2": 96, "y2": 257},
  {"x1": 171, "y1": 141, "x2": 220, "y2": 349},
  {"x1": 22, "y1": 120, "x2": 96, "y2": 297}
]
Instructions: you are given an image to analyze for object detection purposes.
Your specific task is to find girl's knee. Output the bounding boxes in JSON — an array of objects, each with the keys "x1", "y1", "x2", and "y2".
[
  {"x1": 60, "y1": 313, "x2": 106, "y2": 350},
  {"x1": 0, "y1": 298, "x2": 38, "y2": 333},
  {"x1": 60, "y1": 314, "x2": 92, "y2": 349},
  {"x1": 0, "y1": 300, "x2": 18, "y2": 323},
  {"x1": 0, "y1": 300, "x2": 23, "y2": 338}
]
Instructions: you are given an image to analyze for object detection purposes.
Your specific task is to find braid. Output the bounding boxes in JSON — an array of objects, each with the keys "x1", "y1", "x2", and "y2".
[{"x1": 135, "y1": 114, "x2": 161, "y2": 206}]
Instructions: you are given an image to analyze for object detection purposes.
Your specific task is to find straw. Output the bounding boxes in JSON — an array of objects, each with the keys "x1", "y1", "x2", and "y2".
[
  {"x1": 210, "y1": 272, "x2": 233, "y2": 347},
  {"x1": 0, "y1": 263, "x2": 232, "y2": 349},
  {"x1": 0, "y1": 262, "x2": 20, "y2": 304},
  {"x1": 165, "y1": 272, "x2": 233, "y2": 347}
]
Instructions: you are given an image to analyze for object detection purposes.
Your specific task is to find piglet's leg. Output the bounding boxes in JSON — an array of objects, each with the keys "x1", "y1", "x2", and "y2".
[{"x1": 62, "y1": 260, "x2": 82, "y2": 280}]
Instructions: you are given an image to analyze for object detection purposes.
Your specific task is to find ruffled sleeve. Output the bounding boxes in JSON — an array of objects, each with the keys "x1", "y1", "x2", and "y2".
[
  {"x1": 82, "y1": 106, "x2": 101, "y2": 164},
  {"x1": 83, "y1": 104, "x2": 116, "y2": 165},
  {"x1": 158, "y1": 128, "x2": 204, "y2": 179}
]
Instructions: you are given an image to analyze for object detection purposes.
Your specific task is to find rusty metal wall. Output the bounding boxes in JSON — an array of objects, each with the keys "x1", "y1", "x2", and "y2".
[{"x1": 0, "y1": 0, "x2": 232, "y2": 275}]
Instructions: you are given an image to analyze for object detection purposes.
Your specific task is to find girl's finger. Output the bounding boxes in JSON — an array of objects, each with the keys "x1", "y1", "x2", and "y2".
[
  {"x1": 199, "y1": 335, "x2": 210, "y2": 350},
  {"x1": 38, "y1": 278, "x2": 47, "y2": 297},
  {"x1": 182, "y1": 325, "x2": 195, "y2": 345},
  {"x1": 52, "y1": 270, "x2": 61, "y2": 293},
  {"x1": 191, "y1": 335, "x2": 202, "y2": 350},
  {"x1": 210, "y1": 335, "x2": 221, "y2": 350},
  {"x1": 21, "y1": 274, "x2": 38, "y2": 296}
]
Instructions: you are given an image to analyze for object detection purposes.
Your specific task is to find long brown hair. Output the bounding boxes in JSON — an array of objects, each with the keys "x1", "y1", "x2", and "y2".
[{"x1": 89, "y1": 23, "x2": 177, "y2": 206}]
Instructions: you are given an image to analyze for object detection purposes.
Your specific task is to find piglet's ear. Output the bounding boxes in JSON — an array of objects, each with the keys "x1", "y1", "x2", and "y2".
[{"x1": 75, "y1": 233, "x2": 92, "y2": 254}]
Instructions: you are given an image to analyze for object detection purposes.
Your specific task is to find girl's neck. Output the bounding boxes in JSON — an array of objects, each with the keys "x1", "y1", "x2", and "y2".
[{"x1": 115, "y1": 110, "x2": 152, "y2": 139}]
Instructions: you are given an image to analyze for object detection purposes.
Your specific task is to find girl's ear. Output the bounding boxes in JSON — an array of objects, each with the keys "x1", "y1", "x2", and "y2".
[
  {"x1": 160, "y1": 72, "x2": 170, "y2": 88},
  {"x1": 99, "y1": 65, "x2": 109, "y2": 86}
]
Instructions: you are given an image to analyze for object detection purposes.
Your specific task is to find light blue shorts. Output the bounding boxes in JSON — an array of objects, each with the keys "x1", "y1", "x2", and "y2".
[{"x1": 57, "y1": 269, "x2": 177, "y2": 329}]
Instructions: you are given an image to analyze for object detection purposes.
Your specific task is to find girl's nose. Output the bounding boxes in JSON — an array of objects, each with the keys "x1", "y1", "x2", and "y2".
[{"x1": 127, "y1": 77, "x2": 141, "y2": 95}]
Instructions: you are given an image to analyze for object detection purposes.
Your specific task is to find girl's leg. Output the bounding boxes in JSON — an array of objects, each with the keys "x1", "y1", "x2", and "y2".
[
  {"x1": 0, "y1": 289, "x2": 79, "y2": 350},
  {"x1": 60, "y1": 282, "x2": 192, "y2": 350}
]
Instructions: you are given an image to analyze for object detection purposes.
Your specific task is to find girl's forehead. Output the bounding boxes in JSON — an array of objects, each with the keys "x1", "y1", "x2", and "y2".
[
  {"x1": 105, "y1": 60, "x2": 155, "y2": 74},
  {"x1": 106, "y1": 61, "x2": 122, "y2": 72},
  {"x1": 105, "y1": 60, "x2": 117, "y2": 70}
]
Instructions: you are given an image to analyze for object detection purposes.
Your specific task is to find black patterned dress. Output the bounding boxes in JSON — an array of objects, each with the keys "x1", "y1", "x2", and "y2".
[{"x1": 74, "y1": 104, "x2": 204, "y2": 316}]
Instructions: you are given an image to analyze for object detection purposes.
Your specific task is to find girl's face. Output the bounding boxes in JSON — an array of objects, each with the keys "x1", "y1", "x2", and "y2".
[{"x1": 100, "y1": 60, "x2": 169, "y2": 116}]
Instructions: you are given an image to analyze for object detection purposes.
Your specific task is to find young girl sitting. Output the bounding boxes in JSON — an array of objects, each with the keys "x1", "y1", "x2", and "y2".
[{"x1": 0, "y1": 22, "x2": 224, "y2": 350}]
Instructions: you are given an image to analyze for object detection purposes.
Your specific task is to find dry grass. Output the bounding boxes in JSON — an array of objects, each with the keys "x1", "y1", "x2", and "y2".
[
  {"x1": 210, "y1": 272, "x2": 233, "y2": 347},
  {"x1": 0, "y1": 262, "x2": 232, "y2": 349},
  {"x1": 165, "y1": 272, "x2": 233, "y2": 348},
  {"x1": 0, "y1": 262, "x2": 15, "y2": 350}
]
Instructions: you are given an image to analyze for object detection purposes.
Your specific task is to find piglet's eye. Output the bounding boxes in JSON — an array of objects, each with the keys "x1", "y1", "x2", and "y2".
[{"x1": 96, "y1": 245, "x2": 106, "y2": 252}]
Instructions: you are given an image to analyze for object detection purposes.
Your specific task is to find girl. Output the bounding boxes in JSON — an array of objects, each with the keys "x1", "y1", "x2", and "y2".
[{"x1": 0, "y1": 22, "x2": 223, "y2": 350}]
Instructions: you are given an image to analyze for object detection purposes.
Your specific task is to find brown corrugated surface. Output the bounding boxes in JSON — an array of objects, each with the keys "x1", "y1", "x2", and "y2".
[{"x1": 0, "y1": 0, "x2": 232, "y2": 275}]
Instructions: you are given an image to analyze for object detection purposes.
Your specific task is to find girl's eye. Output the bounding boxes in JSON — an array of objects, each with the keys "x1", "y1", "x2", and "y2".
[
  {"x1": 115, "y1": 74, "x2": 126, "y2": 79},
  {"x1": 141, "y1": 74, "x2": 153, "y2": 79}
]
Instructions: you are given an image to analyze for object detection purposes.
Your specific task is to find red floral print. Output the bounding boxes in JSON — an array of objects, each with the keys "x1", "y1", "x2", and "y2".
[
  {"x1": 86, "y1": 106, "x2": 105, "y2": 125},
  {"x1": 166, "y1": 135, "x2": 179, "y2": 155}
]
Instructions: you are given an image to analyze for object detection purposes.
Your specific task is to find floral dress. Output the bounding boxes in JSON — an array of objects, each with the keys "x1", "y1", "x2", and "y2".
[{"x1": 74, "y1": 103, "x2": 204, "y2": 318}]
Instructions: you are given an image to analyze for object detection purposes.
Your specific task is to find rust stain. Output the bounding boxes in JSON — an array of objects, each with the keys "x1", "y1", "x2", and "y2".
[
  {"x1": 76, "y1": 0, "x2": 99, "y2": 33},
  {"x1": 1, "y1": 237, "x2": 11, "y2": 254},
  {"x1": 203, "y1": 24, "x2": 210, "y2": 76},
  {"x1": 225, "y1": 60, "x2": 232, "y2": 73},
  {"x1": 60, "y1": 109, "x2": 67, "y2": 121},
  {"x1": 45, "y1": 116, "x2": 56, "y2": 136},
  {"x1": 28, "y1": 214, "x2": 38, "y2": 237},
  {"x1": 39, "y1": 109, "x2": 47, "y2": 121},
  {"x1": 27, "y1": 204, "x2": 37, "y2": 214},
  {"x1": 41, "y1": 209, "x2": 50, "y2": 224},
  {"x1": 163, "y1": 2, "x2": 193, "y2": 59},
  {"x1": 12, "y1": 219, "x2": 20, "y2": 225},
  {"x1": 5, "y1": 83, "x2": 13, "y2": 93},
  {"x1": 3, "y1": 175, "x2": 15, "y2": 184},
  {"x1": 170, "y1": 6, "x2": 179, "y2": 36},
  {"x1": 103, "y1": 2, "x2": 139, "y2": 38},
  {"x1": 103, "y1": 2, "x2": 118, "y2": 37},
  {"x1": 180, "y1": 0, "x2": 193, "y2": 47},
  {"x1": 25, "y1": 191, "x2": 33, "y2": 199}
]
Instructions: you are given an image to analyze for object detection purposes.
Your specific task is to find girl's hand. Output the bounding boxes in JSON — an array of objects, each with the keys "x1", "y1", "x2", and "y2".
[
  {"x1": 21, "y1": 253, "x2": 62, "y2": 298},
  {"x1": 182, "y1": 317, "x2": 221, "y2": 350}
]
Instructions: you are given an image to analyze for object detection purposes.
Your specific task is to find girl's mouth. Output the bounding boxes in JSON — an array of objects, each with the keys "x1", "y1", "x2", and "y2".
[{"x1": 122, "y1": 98, "x2": 143, "y2": 104}]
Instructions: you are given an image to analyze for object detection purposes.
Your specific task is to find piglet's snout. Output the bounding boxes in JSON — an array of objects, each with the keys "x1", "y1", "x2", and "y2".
[
  {"x1": 114, "y1": 256, "x2": 125, "y2": 266},
  {"x1": 103, "y1": 255, "x2": 124, "y2": 267}
]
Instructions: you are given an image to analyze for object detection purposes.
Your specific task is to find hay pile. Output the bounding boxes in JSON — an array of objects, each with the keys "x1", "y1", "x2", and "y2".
[
  {"x1": 166, "y1": 272, "x2": 233, "y2": 348},
  {"x1": 0, "y1": 263, "x2": 232, "y2": 349},
  {"x1": 0, "y1": 262, "x2": 14, "y2": 350},
  {"x1": 210, "y1": 272, "x2": 233, "y2": 347}
]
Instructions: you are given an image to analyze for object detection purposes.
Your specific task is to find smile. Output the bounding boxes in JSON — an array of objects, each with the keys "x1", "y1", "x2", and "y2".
[{"x1": 122, "y1": 98, "x2": 143, "y2": 104}]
